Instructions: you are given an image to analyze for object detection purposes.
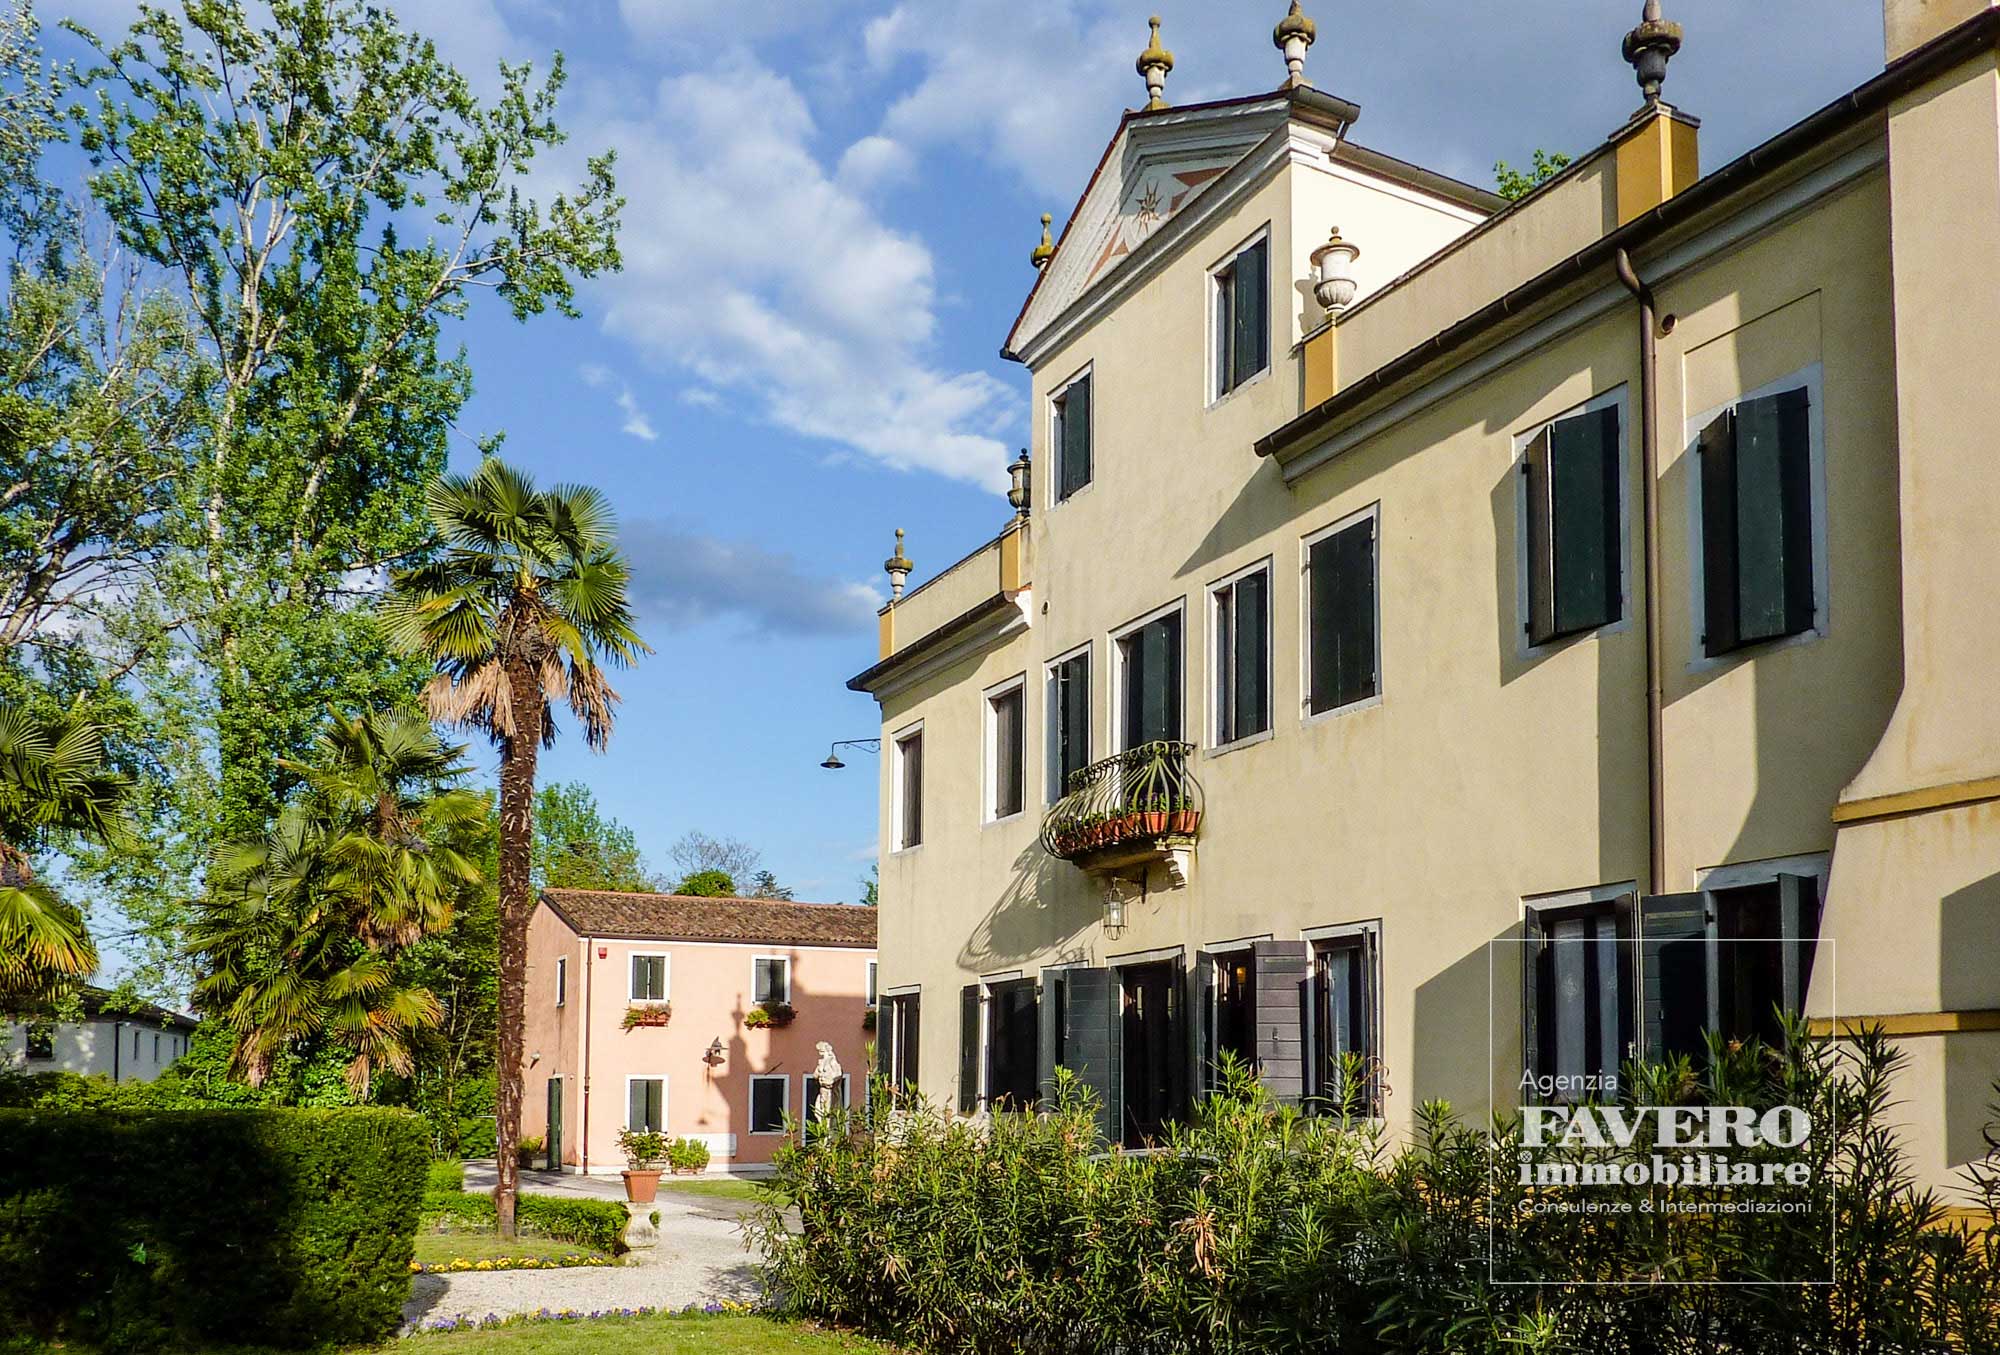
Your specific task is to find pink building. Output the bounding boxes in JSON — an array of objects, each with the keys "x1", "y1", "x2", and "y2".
[{"x1": 524, "y1": 888, "x2": 878, "y2": 1175}]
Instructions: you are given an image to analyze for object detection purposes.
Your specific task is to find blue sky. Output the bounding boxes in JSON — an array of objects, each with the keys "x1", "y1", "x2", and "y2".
[{"x1": 51, "y1": 0, "x2": 1886, "y2": 904}]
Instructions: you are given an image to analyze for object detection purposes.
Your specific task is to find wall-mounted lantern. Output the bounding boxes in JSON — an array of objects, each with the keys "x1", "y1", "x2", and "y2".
[{"x1": 703, "y1": 1038, "x2": 726, "y2": 1067}]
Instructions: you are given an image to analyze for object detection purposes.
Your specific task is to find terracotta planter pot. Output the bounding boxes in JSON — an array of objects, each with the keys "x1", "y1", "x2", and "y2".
[
  {"x1": 1170, "y1": 809, "x2": 1201, "y2": 835},
  {"x1": 1141, "y1": 811, "x2": 1168, "y2": 835},
  {"x1": 622, "y1": 1169, "x2": 662, "y2": 1203}
]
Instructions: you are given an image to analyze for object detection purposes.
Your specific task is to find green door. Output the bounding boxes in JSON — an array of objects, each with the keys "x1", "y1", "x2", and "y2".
[{"x1": 545, "y1": 1077, "x2": 562, "y2": 1171}]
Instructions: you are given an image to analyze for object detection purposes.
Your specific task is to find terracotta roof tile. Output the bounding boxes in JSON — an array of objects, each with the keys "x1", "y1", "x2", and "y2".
[{"x1": 539, "y1": 889, "x2": 877, "y2": 949}]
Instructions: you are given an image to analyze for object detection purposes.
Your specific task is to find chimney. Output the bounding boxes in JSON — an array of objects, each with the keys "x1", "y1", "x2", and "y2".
[{"x1": 1611, "y1": 2, "x2": 1699, "y2": 226}]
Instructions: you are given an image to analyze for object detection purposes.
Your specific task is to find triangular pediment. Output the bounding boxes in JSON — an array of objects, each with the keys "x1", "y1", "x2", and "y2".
[{"x1": 1008, "y1": 96, "x2": 1293, "y2": 361}]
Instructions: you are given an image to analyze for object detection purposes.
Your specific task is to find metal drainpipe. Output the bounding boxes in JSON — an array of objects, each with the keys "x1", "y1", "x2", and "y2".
[
  {"x1": 1614, "y1": 248, "x2": 1672, "y2": 897},
  {"x1": 580, "y1": 938, "x2": 593, "y2": 1176}
]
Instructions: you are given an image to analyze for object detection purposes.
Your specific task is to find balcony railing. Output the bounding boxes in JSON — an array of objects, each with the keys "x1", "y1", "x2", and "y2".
[{"x1": 1041, "y1": 741, "x2": 1204, "y2": 865}]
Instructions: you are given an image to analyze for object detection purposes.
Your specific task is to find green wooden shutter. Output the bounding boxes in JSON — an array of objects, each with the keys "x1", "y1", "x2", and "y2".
[
  {"x1": 902, "y1": 994, "x2": 921, "y2": 1092},
  {"x1": 1640, "y1": 892, "x2": 1713, "y2": 1062},
  {"x1": 1524, "y1": 426, "x2": 1557, "y2": 644},
  {"x1": 1059, "y1": 377, "x2": 1091, "y2": 499},
  {"x1": 1550, "y1": 404, "x2": 1622, "y2": 636},
  {"x1": 1777, "y1": 873, "x2": 1821, "y2": 1013},
  {"x1": 1231, "y1": 240, "x2": 1269, "y2": 390},
  {"x1": 1061, "y1": 967, "x2": 1119, "y2": 1144},
  {"x1": 627, "y1": 1078, "x2": 645, "y2": 1130},
  {"x1": 1332, "y1": 519, "x2": 1378, "y2": 708},
  {"x1": 958, "y1": 984, "x2": 981, "y2": 1113},
  {"x1": 1233, "y1": 570, "x2": 1270, "y2": 737},
  {"x1": 1699, "y1": 409, "x2": 1741, "y2": 655},
  {"x1": 1037, "y1": 970, "x2": 1065, "y2": 1107}
]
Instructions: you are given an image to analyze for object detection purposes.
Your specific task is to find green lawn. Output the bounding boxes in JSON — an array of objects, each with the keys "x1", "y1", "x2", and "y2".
[
  {"x1": 411, "y1": 1230, "x2": 610, "y2": 1267},
  {"x1": 400, "y1": 1314, "x2": 895, "y2": 1352},
  {"x1": 655, "y1": 1177, "x2": 773, "y2": 1204}
]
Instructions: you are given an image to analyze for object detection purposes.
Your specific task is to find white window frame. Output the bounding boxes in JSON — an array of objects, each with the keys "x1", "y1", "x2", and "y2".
[
  {"x1": 1299, "y1": 501, "x2": 1384, "y2": 724},
  {"x1": 554, "y1": 955, "x2": 567, "y2": 1008},
  {"x1": 1206, "y1": 556, "x2": 1276, "y2": 753},
  {"x1": 623, "y1": 1074, "x2": 669, "y2": 1134},
  {"x1": 1512, "y1": 385, "x2": 1633, "y2": 658},
  {"x1": 1109, "y1": 597, "x2": 1188, "y2": 753},
  {"x1": 1208, "y1": 223, "x2": 1274, "y2": 407},
  {"x1": 982, "y1": 672, "x2": 1029, "y2": 825},
  {"x1": 1684, "y1": 362, "x2": 1830, "y2": 672},
  {"x1": 751, "y1": 954, "x2": 792, "y2": 1007},
  {"x1": 1044, "y1": 641, "x2": 1094, "y2": 802},
  {"x1": 890, "y1": 719, "x2": 924, "y2": 853},
  {"x1": 748, "y1": 1073, "x2": 790, "y2": 1135},
  {"x1": 866, "y1": 959, "x2": 879, "y2": 1007},
  {"x1": 628, "y1": 950, "x2": 670, "y2": 1003},
  {"x1": 1048, "y1": 362, "x2": 1095, "y2": 506}
]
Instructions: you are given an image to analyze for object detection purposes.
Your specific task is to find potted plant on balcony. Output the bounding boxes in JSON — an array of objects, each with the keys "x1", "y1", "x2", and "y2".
[
  {"x1": 745, "y1": 1001, "x2": 796, "y2": 1029},
  {"x1": 862, "y1": 1005, "x2": 878, "y2": 1031},
  {"x1": 617, "y1": 1128, "x2": 667, "y2": 1202},
  {"x1": 621, "y1": 1001, "x2": 672, "y2": 1031},
  {"x1": 1170, "y1": 795, "x2": 1201, "y2": 836},
  {"x1": 1139, "y1": 793, "x2": 1169, "y2": 837}
]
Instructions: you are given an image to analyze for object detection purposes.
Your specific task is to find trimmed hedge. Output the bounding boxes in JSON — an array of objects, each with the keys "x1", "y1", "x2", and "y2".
[
  {"x1": 427, "y1": 1158, "x2": 467, "y2": 1193},
  {"x1": 421, "y1": 1188, "x2": 628, "y2": 1253},
  {"x1": 0, "y1": 1107, "x2": 428, "y2": 1351}
]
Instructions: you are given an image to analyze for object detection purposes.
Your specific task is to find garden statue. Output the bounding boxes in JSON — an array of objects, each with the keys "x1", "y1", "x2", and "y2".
[{"x1": 812, "y1": 1041, "x2": 843, "y2": 1120}]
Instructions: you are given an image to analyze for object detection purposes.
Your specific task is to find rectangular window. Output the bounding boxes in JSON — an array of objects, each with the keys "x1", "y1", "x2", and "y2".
[
  {"x1": 1311, "y1": 927, "x2": 1383, "y2": 1116},
  {"x1": 1046, "y1": 647, "x2": 1092, "y2": 800},
  {"x1": 1200, "y1": 950, "x2": 1257, "y2": 1092},
  {"x1": 25, "y1": 1022, "x2": 53, "y2": 1060},
  {"x1": 1305, "y1": 512, "x2": 1379, "y2": 715},
  {"x1": 630, "y1": 953, "x2": 668, "y2": 1002},
  {"x1": 749, "y1": 1074, "x2": 789, "y2": 1134},
  {"x1": 1214, "y1": 235, "x2": 1271, "y2": 398},
  {"x1": 1526, "y1": 898, "x2": 1635, "y2": 1098},
  {"x1": 1525, "y1": 399, "x2": 1623, "y2": 645},
  {"x1": 153, "y1": 1033, "x2": 160, "y2": 1062},
  {"x1": 555, "y1": 956, "x2": 567, "y2": 1007},
  {"x1": 1698, "y1": 384, "x2": 1816, "y2": 656},
  {"x1": 627, "y1": 1077, "x2": 665, "y2": 1133},
  {"x1": 803, "y1": 1074, "x2": 850, "y2": 1128},
  {"x1": 1117, "y1": 607, "x2": 1183, "y2": 749},
  {"x1": 1211, "y1": 564, "x2": 1271, "y2": 745},
  {"x1": 1053, "y1": 372, "x2": 1092, "y2": 501},
  {"x1": 753, "y1": 956, "x2": 791, "y2": 1007},
  {"x1": 866, "y1": 960, "x2": 879, "y2": 1007},
  {"x1": 882, "y1": 991, "x2": 922, "y2": 1092},
  {"x1": 984, "y1": 978, "x2": 1039, "y2": 1111},
  {"x1": 987, "y1": 678, "x2": 1026, "y2": 821},
  {"x1": 894, "y1": 727, "x2": 924, "y2": 850}
]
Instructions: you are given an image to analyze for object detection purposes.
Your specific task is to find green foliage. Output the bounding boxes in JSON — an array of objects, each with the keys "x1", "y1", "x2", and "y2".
[
  {"x1": 0, "y1": 1106, "x2": 428, "y2": 1350},
  {"x1": 677, "y1": 868, "x2": 737, "y2": 898},
  {"x1": 420, "y1": 1188, "x2": 628, "y2": 1254},
  {"x1": 756, "y1": 1035, "x2": 2000, "y2": 1353},
  {"x1": 666, "y1": 1136, "x2": 712, "y2": 1173},
  {"x1": 1495, "y1": 147, "x2": 1573, "y2": 200},
  {"x1": 619, "y1": 1126, "x2": 668, "y2": 1170},
  {"x1": 744, "y1": 1002, "x2": 794, "y2": 1029},
  {"x1": 428, "y1": 1158, "x2": 467, "y2": 1192},
  {"x1": 535, "y1": 781, "x2": 658, "y2": 892},
  {"x1": 858, "y1": 863, "x2": 878, "y2": 907}
]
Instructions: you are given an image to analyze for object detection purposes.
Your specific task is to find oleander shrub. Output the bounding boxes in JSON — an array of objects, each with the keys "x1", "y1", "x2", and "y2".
[
  {"x1": 754, "y1": 1030, "x2": 2000, "y2": 1354},
  {"x1": 419, "y1": 1188, "x2": 628, "y2": 1253},
  {"x1": 0, "y1": 1106, "x2": 428, "y2": 1351}
]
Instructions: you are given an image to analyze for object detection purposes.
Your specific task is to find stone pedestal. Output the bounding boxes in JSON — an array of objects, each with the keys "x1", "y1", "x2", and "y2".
[{"x1": 622, "y1": 1200, "x2": 659, "y2": 1251}]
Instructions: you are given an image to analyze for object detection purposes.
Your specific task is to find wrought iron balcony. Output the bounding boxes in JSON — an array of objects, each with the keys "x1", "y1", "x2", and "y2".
[{"x1": 1041, "y1": 741, "x2": 1204, "y2": 871}]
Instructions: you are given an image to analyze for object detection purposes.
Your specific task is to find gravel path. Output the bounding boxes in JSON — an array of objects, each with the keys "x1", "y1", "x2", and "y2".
[{"x1": 402, "y1": 1165, "x2": 764, "y2": 1333}]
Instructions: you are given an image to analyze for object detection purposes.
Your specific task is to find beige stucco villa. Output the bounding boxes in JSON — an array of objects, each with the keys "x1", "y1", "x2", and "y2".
[
  {"x1": 523, "y1": 889, "x2": 876, "y2": 1175},
  {"x1": 849, "y1": 0, "x2": 2000, "y2": 1195}
]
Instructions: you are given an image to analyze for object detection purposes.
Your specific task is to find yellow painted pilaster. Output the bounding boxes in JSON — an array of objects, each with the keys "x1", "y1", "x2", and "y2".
[
  {"x1": 1302, "y1": 325, "x2": 1336, "y2": 408},
  {"x1": 877, "y1": 607, "x2": 894, "y2": 659},
  {"x1": 1613, "y1": 106, "x2": 1701, "y2": 226}
]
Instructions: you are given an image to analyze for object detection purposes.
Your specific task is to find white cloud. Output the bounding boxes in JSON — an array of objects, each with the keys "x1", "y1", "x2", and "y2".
[
  {"x1": 579, "y1": 365, "x2": 660, "y2": 443},
  {"x1": 568, "y1": 53, "x2": 1016, "y2": 489},
  {"x1": 836, "y1": 134, "x2": 915, "y2": 191},
  {"x1": 619, "y1": 520, "x2": 881, "y2": 636}
]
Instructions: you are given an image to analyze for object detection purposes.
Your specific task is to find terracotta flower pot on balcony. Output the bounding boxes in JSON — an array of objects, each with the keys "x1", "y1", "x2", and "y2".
[
  {"x1": 1141, "y1": 810, "x2": 1168, "y2": 835},
  {"x1": 622, "y1": 1169, "x2": 661, "y2": 1203},
  {"x1": 1170, "y1": 809, "x2": 1201, "y2": 835}
]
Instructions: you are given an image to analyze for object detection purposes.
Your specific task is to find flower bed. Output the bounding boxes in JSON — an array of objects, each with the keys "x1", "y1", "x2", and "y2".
[{"x1": 412, "y1": 1254, "x2": 615, "y2": 1274}]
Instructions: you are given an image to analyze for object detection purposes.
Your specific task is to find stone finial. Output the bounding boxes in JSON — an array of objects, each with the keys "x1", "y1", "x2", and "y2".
[
  {"x1": 1030, "y1": 213, "x2": 1055, "y2": 269},
  {"x1": 1136, "y1": 15, "x2": 1174, "y2": 110},
  {"x1": 884, "y1": 528, "x2": 913, "y2": 601},
  {"x1": 1622, "y1": 0, "x2": 1683, "y2": 105},
  {"x1": 1007, "y1": 447, "x2": 1032, "y2": 516},
  {"x1": 1273, "y1": 1, "x2": 1317, "y2": 89}
]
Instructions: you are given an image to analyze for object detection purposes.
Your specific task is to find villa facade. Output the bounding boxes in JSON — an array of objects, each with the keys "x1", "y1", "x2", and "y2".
[{"x1": 850, "y1": 0, "x2": 2000, "y2": 1194}]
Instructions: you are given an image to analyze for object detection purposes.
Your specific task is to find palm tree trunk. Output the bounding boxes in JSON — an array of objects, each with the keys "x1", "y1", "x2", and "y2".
[{"x1": 493, "y1": 676, "x2": 541, "y2": 1240}]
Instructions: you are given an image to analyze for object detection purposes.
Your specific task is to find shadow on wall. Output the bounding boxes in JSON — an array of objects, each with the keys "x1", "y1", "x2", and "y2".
[
  {"x1": 1941, "y1": 865, "x2": 2000, "y2": 1168},
  {"x1": 1412, "y1": 931, "x2": 1507, "y2": 1123},
  {"x1": 957, "y1": 839, "x2": 1101, "y2": 973}
]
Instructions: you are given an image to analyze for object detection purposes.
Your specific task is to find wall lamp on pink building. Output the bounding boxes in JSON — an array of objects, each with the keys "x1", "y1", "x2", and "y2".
[{"x1": 704, "y1": 1039, "x2": 726, "y2": 1067}]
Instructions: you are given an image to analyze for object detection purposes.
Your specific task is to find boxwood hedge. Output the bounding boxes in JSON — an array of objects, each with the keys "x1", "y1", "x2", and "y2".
[
  {"x1": 420, "y1": 1187, "x2": 628, "y2": 1253},
  {"x1": 0, "y1": 1107, "x2": 428, "y2": 1351}
]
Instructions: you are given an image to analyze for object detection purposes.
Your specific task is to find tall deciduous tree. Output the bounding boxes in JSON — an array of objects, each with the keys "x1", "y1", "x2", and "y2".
[
  {"x1": 533, "y1": 781, "x2": 657, "y2": 893},
  {"x1": 59, "y1": 0, "x2": 621, "y2": 984},
  {"x1": 384, "y1": 457, "x2": 646, "y2": 1237}
]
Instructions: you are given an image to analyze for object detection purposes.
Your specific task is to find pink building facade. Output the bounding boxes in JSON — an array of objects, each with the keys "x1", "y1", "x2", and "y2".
[{"x1": 524, "y1": 889, "x2": 878, "y2": 1174}]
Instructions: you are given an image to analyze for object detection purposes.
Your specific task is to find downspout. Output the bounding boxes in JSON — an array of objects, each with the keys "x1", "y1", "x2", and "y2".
[
  {"x1": 1614, "y1": 248, "x2": 1672, "y2": 896},
  {"x1": 581, "y1": 938, "x2": 594, "y2": 1176}
]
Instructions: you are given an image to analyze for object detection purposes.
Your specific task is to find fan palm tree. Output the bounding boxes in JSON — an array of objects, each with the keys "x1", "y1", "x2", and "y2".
[
  {"x1": 0, "y1": 700, "x2": 130, "y2": 1006},
  {"x1": 189, "y1": 708, "x2": 483, "y2": 1096},
  {"x1": 382, "y1": 457, "x2": 646, "y2": 1236}
]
